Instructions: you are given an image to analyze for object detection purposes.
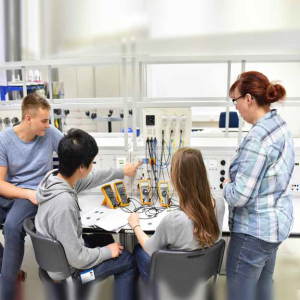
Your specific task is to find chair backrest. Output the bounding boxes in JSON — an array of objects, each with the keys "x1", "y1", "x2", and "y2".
[
  {"x1": 23, "y1": 218, "x2": 71, "y2": 278},
  {"x1": 149, "y1": 239, "x2": 226, "y2": 299},
  {"x1": 219, "y1": 111, "x2": 239, "y2": 128}
]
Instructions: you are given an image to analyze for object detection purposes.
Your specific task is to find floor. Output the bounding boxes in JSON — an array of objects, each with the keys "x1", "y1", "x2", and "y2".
[{"x1": 0, "y1": 233, "x2": 300, "y2": 300}]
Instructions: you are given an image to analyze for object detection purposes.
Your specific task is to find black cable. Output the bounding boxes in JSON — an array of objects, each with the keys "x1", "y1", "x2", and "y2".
[
  {"x1": 159, "y1": 130, "x2": 165, "y2": 181},
  {"x1": 153, "y1": 138, "x2": 159, "y2": 182},
  {"x1": 146, "y1": 138, "x2": 149, "y2": 175},
  {"x1": 147, "y1": 138, "x2": 159, "y2": 199},
  {"x1": 151, "y1": 138, "x2": 161, "y2": 201},
  {"x1": 129, "y1": 197, "x2": 143, "y2": 208},
  {"x1": 179, "y1": 130, "x2": 182, "y2": 148},
  {"x1": 120, "y1": 206, "x2": 134, "y2": 214},
  {"x1": 163, "y1": 142, "x2": 171, "y2": 180},
  {"x1": 165, "y1": 130, "x2": 173, "y2": 163},
  {"x1": 134, "y1": 205, "x2": 166, "y2": 219},
  {"x1": 170, "y1": 197, "x2": 179, "y2": 208},
  {"x1": 129, "y1": 193, "x2": 166, "y2": 219},
  {"x1": 150, "y1": 138, "x2": 158, "y2": 182}
]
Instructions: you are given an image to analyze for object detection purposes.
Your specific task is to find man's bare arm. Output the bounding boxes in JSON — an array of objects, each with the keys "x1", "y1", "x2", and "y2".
[{"x1": 0, "y1": 166, "x2": 38, "y2": 205}]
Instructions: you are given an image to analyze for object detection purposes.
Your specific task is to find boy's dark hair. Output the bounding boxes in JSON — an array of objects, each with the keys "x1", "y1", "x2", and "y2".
[{"x1": 58, "y1": 129, "x2": 98, "y2": 178}]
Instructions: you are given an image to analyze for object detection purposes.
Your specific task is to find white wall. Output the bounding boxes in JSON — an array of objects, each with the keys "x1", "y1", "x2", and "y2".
[
  {"x1": 149, "y1": 0, "x2": 300, "y2": 38},
  {"x1": 21, "y1": 0, "x2": 148, "y2": 60},
  {"x1": 246, "y1": 62, "x2": 300, "y2": 134},
  {"x1": 147, "y1": 62, "x2": 300, "y2": 134},
  {"x1": 17, "y1": 0, "x2": 300, "y2": 134},
  {"x1": 21, "y1": 0, "x2": 300, "y2": 58}
]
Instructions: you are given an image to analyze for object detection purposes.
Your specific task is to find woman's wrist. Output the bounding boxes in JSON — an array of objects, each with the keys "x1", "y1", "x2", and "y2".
[{"x1": 132, "y1": 224, "x2": 141, "y2": 231}]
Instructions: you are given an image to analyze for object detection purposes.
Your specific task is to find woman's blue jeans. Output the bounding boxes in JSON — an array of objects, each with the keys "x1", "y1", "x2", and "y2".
[
  {"x1": 226, "y1": 232, "x2": 281, "y2": 300},
  {"x1": 133, "y1": 244, "x2": 151, "y2": 283}
]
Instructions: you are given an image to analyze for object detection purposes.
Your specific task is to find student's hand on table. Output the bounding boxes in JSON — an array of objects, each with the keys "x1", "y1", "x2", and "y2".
[
  {"x1": 25, "y1": 189, "x2": 38, "y2": 206},
  {"x1": 223, "y1": 178, "x2": 231, "y2": 188},
  {"x1": 108, "y1": 242, "x2": 123, "y2": 258},
  {"x1": 123, "y1": 161, "x2": 142, "y2": 177},
  {"x1": 128, "y1": 213, "x2": 140, "y2": 229}
]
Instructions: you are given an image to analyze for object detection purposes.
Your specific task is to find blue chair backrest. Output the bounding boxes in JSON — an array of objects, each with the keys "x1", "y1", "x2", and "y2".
[{"x1": 219, "y1": 112, "x2": 239, "y2": 128}]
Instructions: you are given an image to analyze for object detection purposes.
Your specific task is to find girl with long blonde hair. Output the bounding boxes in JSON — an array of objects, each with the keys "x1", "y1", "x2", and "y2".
[{"x1": 128, "y1": 147, "x2": 225, "y2": 282}]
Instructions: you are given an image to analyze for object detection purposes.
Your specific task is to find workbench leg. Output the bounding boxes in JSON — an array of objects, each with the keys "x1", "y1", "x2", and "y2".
[{"x1": 119, "y1": 233, "x2": 137, "y2": 253}]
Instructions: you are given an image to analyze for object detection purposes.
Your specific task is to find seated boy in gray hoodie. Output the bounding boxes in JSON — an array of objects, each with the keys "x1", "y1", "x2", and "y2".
[{"x1": 35, "y1": 129, "x2": 141, "y2": 300}]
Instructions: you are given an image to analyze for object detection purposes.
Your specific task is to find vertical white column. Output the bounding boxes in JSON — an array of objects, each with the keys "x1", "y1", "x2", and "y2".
[
  {"x1": 225, "y1": 61, "x2": 231, "y2": 137},
  {"x1": 238, "y1": 60, "x2": 246, "y2": 145},
  {"x1": 132, "y1": 56, "x2": 137, "y2": 151},
  {"x1": 21, "y1": 66, "x2": 27, "y2": 98},
  {"x1": 47, "y1": 65, "x2": 55, "y2": 127},
  {"x1": 122, "y1": 57, "x2": 128, "y2": 151}
]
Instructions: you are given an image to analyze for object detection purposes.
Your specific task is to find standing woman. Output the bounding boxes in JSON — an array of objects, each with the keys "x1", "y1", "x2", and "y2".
[{"x1": 223, "y1": 71, "x2": 295, "y2": 300}]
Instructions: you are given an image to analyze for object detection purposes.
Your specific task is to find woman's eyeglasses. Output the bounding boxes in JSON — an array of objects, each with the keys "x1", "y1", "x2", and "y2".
[{"x1": 232, "y1": 95, "x2": 244, "y2": 106}]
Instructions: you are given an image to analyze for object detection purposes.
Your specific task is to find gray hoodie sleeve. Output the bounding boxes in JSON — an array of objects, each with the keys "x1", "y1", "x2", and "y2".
[
  {"x1": 144, "y1": 213, "x2": 173, "y2": 256},
  {"x1": 75, "y1": 168, "x2": 124, "y2": 193},
  {"x1": 51, "y1": 208, "x2": 112, "y2": 269}
]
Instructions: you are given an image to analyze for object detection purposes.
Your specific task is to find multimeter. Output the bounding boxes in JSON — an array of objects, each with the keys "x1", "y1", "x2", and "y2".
[
  {"x1": 138, "y1": 180, "x2": 151, "y2": 205},
  {"x1": 158, "y1": 181, "x2": 171, "y2": 207},
  {"x1": 101, "y1": 184, "x2": 119, "y2": 209},
  {"x1": 114, "y1": 181, "x2": 130, "y2": 207}
]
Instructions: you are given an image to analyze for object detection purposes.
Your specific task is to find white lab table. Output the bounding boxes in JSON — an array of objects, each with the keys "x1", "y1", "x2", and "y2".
[{"x1": 78, "y1": 194, "x2": 300, "y2": 244}]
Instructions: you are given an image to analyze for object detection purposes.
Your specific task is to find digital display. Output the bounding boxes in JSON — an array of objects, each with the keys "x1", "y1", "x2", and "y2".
[
  {"x1": 116, "y1": 183, "x2": 124, "y2": 189},
  {"x1": 104, "y1": 186, "x2": 118, "y2": 206},
  {"x1": 115, "y1": 182, "x2": 129, "y2": 205},
  {"x1": 141, "y1": 181, "x2": 149, "y2": 187},
  {"x1": 104, "y1": 185, "x2": 113, "y2": 193},
  {"x1": 160, "y1": 183, "x2": 168, "y2": 188}
]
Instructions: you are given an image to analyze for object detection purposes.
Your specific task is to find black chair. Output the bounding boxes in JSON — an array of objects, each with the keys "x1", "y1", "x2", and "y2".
[
  {"x1": 148, "y1": 239, "x2": 226, "y2": 300},
  {"x1": 23, "y1": 218, "x2": 77, "y2": 300}
]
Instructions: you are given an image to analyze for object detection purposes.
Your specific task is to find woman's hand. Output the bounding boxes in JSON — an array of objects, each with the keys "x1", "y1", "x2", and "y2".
[
  {"x1": 129, "y1": 213, "x2": 149, "y2": 250},
  {"x1": 223, "y1": 178, "x2": 231, "y2": 187},
  {"x1": 128, "y1": 213, "x2": 140, "y2": 229}
]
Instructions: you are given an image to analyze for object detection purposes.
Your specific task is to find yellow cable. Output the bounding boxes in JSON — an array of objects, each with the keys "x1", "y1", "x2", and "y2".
[{"x1": 172, "y1": 140, "x2": 176, "y2": 154}]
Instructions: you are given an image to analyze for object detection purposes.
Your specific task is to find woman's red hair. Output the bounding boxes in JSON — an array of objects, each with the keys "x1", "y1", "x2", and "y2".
[{"x1": 229, "y1": 71, "x2": 286, "y2": 106}]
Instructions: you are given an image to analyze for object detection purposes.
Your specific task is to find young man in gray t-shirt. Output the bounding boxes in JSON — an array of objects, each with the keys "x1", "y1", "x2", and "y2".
[{"x1": 0, "y1": 94, "x2": 63, "y2": 300}]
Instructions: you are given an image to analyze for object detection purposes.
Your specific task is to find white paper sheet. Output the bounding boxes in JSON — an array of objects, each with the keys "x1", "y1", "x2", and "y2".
[
  {"x1": 95, "y1": 214, "x2": 128, "y2": 232},
  {"x1": 81, "y1": 207, "x2": 128, "y2": 232}
]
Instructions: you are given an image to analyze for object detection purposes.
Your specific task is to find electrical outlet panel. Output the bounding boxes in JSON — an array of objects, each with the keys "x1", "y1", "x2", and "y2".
[
  {"x1": 131, "y1": 153, "x2": 173, "y2": 197},
  {"x1": 90, "y1": 154, "x2": 131, "y2": 194},
  {"x1": 131, "y1": 151, "x2": 232, "y2": 200},
  {"x1": 52, "y1": 138, "x2": 300, "y2": 200},
  {"x1": 143, "y1": 108, "x2": 191, "y2": 147},
  {"x1": 203, "y1": 156, "x2": 232, "y2": 194},
  {"x1": 292, "y1": 157, "x2": 300, "y2": 197}
]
